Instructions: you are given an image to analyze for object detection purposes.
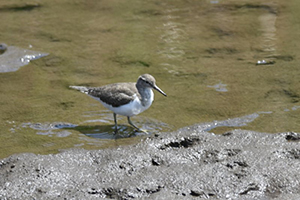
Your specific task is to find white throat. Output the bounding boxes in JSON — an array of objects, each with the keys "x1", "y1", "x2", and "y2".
[{"x1": 140, "y1": 88, "x2": 154, "y2": 107}]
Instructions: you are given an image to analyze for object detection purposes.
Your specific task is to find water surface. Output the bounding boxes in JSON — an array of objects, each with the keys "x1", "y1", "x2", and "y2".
[{"x1": 0, "y1": 0, "x2": 299, "y2": 158}]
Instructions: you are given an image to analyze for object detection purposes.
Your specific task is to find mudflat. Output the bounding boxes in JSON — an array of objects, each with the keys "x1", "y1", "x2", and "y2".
[{"x1": 1, "y1": 124, "x2": 299, "y2": 199}]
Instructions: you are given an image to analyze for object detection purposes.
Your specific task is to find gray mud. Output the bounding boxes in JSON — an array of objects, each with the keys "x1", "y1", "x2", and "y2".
[{"x1": 1, "y1": 123, "x2": 300, "y2": 199}]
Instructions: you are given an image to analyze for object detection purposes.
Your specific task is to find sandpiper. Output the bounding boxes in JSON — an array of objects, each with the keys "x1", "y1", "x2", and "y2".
[{"x1": 70, "y1": 74, "x2": 167, "y2": 132}]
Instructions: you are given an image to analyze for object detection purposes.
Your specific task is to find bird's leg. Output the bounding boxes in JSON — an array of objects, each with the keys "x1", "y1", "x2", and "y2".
[
  {"x1": 127, "y1": 116, "x2": 140, "y2": 131},
  {"x1": 113, "y1": 113, "x2": 118, "y2": 134},
  {"x1": 127, "y1": 117, "x2": 146, "y2": 133}
]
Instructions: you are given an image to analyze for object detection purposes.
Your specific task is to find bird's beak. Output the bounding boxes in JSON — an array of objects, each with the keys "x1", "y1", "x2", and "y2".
[{"x1": 153, "y1": 85, "x2": 167, "y2": 97}]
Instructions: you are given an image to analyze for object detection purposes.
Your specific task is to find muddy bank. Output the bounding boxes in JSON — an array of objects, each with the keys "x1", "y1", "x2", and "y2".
[{"x1": 0, "y1": 125, "x2": 300, "y2": 199}]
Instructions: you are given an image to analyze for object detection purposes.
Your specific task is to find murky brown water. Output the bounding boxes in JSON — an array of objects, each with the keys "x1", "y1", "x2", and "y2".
[{"x1": 0, "y1": 0, "x2": 299, "y2": 158}]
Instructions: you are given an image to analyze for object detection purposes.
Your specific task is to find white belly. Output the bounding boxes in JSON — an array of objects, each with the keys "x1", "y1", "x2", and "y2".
[{"x1": 101, "y1": 95, "x2": 153, "y2": 117}]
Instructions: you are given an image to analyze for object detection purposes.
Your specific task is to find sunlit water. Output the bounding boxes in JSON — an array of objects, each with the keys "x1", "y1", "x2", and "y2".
[
  {"x1": 0, "y1": 46, "x2": 48, "y2": 72},
  {"x1": 0, "y1": 0, "x2": 299, "y2": 158}
]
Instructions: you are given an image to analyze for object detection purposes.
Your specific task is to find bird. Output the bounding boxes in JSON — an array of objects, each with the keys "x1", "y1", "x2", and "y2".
[{"x1": 70, "y1": 74, "x2": 167, "y2": 133}]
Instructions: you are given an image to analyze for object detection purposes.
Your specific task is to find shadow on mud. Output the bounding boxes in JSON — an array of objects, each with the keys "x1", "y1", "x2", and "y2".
[{"x1": 65, "y1": 125, "x2": 143, "y2": 140}]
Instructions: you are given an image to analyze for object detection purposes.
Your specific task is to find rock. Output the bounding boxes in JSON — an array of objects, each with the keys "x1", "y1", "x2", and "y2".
[
  {"x1": 0, "y1": 43, "x2": 7, "y2": 54},
  {"x1": 0, "y1": 128, "x2": 300, "y2": 199},
  {"x1": 0, "y1": 45, "x2": 48, "y2": 73}
]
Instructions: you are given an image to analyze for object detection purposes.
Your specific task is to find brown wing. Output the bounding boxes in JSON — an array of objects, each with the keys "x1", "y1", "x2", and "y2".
[{"x1": 88, "y1": 82, "x2": 139, "y2": 107}]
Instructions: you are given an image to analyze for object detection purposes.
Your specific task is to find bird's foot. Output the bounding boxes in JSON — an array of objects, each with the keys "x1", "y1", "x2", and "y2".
[{"x1": 134, "y1": 128, "x2": 149, "y2": 134}]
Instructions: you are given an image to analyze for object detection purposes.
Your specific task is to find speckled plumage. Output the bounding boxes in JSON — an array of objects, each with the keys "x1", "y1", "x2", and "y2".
[
  {"x1": 88, "y1": 82, "x2": 139, "y2": 107},
  {"x1": 70, "y1": 74, "x2": 167, "y2": 132}
]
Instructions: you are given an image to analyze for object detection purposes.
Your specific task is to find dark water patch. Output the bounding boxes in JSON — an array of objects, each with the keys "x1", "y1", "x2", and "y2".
[
  {"x1": 283, "y1": 89, "x2": 300, "y2": 103},
  {"x1": 220, "y1": 3, "x2": 277, "y2": 14},
  {"x1": 136, "y1": 9, "x2": 162, "y2": 16},
  {"x1": 37, "y1": 31, "x2": 72, "y2": 43},
  {"x1": 136, "y1": 60, "x2": 150, "y2": 67},
  {"x1": 111, "y1": 55, "x2": 151, "y2": 67},
  {"x1": 0, "y1": 3, "x2": 41, "y2": 12},
  {"x1": 43, "y1": 55, "x2": 65, "y2": 67},
  {"x1": 211, "y1": 27, "x2": 234, "y2": 37},
  {"x1": 265, "y1": 89, "x2": 300, "y2": 103},
  {"x1": 269, "y1": 55, "x2": 294, "y2": 61},
  {"x1": 238, "y1": 4, "x2": 277, "y2": 14},
  {"x1": 68, "y1": 125, "x2": 139, "y2": 139},
  {"x1": 174, "y1": 72, "x2": 208, "y2": 79},
  {"x1": 58, "y1": 101, "x2": 75, "y2": 110},
  {"x1": 205, "y1": 47, "x2": 239, "y2": 55}
]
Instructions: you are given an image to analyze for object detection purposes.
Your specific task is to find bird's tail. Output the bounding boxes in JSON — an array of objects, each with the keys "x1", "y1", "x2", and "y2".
[{"x1": 69, "y1": 86, "x2": 89, "y2": 94}]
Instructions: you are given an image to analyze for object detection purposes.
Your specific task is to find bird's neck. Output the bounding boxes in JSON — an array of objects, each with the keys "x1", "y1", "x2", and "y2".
[{"x1": 137, "y1": 86, "x2": 154, "y2": 107}]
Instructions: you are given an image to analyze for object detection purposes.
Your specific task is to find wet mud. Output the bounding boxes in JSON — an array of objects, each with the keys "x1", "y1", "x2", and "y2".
[{"x1": 1, "y1": 124, "x2": 300, "y2": 199}]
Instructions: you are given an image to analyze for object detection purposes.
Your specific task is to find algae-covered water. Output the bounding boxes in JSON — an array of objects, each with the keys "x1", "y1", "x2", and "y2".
[{"x1": 0, "y1": 0, "x2": 299, "y2": 158}]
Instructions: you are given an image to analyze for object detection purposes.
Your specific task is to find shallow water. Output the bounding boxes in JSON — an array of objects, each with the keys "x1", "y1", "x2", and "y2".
[{"x1": 0, "y1": 0, "x2": 300, "y2": 158}]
